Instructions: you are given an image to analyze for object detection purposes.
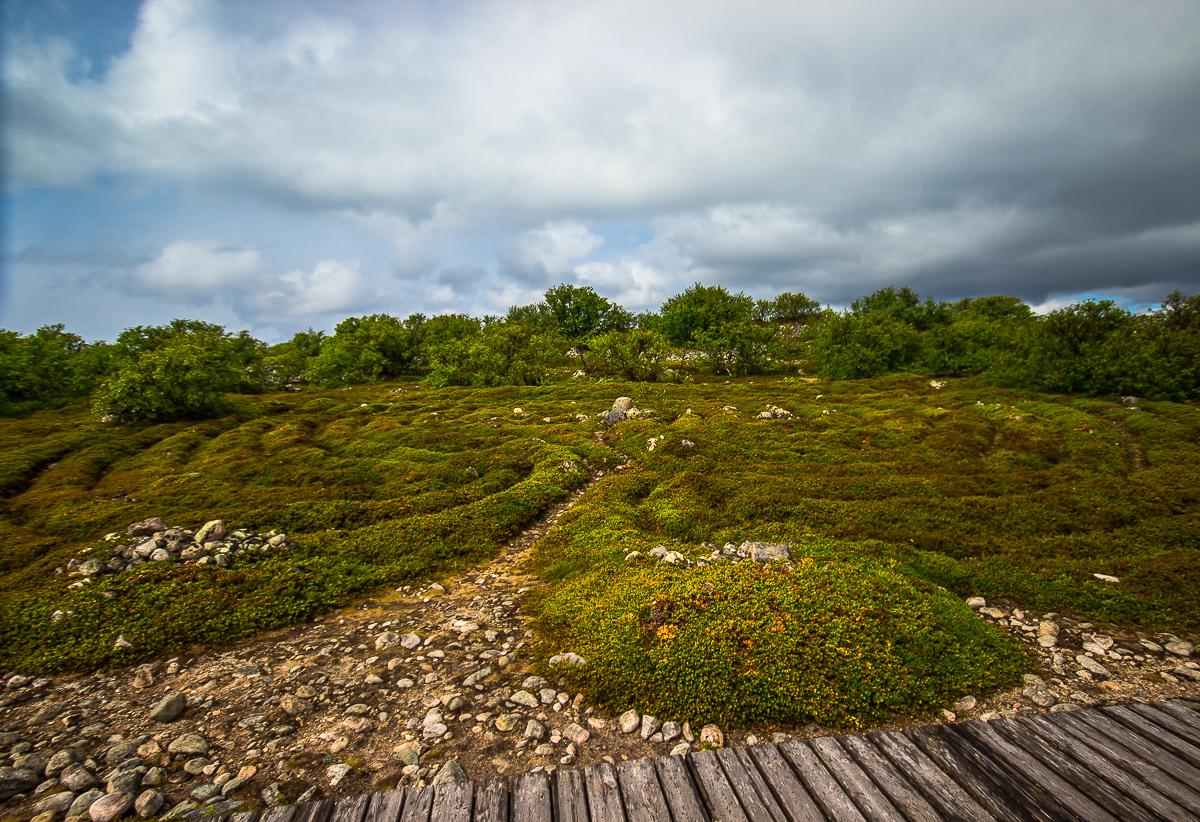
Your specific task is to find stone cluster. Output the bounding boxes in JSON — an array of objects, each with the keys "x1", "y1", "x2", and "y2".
[
  {"x1": 58, "y1": 519, "x2": 296, "y2": 583},
  {"x1": 624, "y1": 541, "x2": 793, "y2": 570}
]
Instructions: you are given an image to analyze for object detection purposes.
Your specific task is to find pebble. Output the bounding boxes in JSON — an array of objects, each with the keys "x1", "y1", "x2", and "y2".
[{"x1": 619, "y1": 710, "x2": 640, "y2": 734}]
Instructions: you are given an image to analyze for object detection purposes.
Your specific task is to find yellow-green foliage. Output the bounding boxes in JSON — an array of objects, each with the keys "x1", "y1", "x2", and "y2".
[{"x1": 538, "y1": 555, "x2": 1025, "y2": 729}]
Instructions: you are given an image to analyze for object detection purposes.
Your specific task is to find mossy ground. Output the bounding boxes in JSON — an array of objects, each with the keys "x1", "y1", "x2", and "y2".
[{"x1": 1, "y1": 374, "x2": 1197, "y2": 728}]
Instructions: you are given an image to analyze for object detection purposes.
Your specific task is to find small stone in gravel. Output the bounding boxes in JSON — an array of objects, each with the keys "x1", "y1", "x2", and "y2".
[
  {"x1": 619, "y1": 710, "x2": 640, "y2": 734},
  {"x1": 640, "y1": 715, "x2": 661, "y2": 740},
  {"x1": 1167, "y1": 640, "x2": 1194, "y2": 657},
  {"x1": 46, "y1": 750, "x2": 79, "y2": 778},
  {"x1": 168, "y1": 733, "x2": 209, "y2": 756},
  {"x1": 561, "y1": 723, "x2": 590, "y2": 745},
  {"x1": 191, "y1": 784, "x2": 221, "y2": 802},
  {"x1": 511, "y1": 690, "x2": 539, "y2": 709},
  {"x1": 661, "y1": 722, "x2": 681, "y2": 742},
  {"x1": 68, "y1": 789, "x2": 106, "y2": 818},
  {"x1": 524, "y1": 720, "x2": 547, "y2": 741},
  {"x1": 952, "y1": 695, "x2": 977, "y2": 713},
  {"x1": 34, "y1": 790, "x2": 75, "y2": 815},
  {"x1": 400, "y1": 633, "x2": 422, "y2": 650},
  {"x1": 1076, "y1": 655, "x2": 1111, "y2": 677},
  {"x1": 1022, "y1": 684, "x2": 1056, "y2": 708},
  {"x1": 59, "y1": 764, "x2": 99, "y2": 792},
  {"x1": 327, "y1": 765, "x2": 351, "y2": 787},
  {"x1": 965, "y1": 597, "x2": 985, "y2": 608},
  {"x1": 494, "y1": 714, "x2": 523, "y2": 733},
  {"x1": 670, "y1": 743, "x2": 691, "y2": 756}
]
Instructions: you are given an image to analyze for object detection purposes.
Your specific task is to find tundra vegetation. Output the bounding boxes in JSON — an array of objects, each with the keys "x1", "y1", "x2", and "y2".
[{"x1": 0, "y1": 285, "x2": 1197, "y2": 729}]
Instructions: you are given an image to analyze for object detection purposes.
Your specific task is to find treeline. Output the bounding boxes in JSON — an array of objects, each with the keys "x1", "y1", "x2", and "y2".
[{"x1": 1, "y1": 284, "x2": 1197, "y2": 421}]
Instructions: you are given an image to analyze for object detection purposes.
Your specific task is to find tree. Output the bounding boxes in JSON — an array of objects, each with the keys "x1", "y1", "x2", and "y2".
[
  {"x1": 0, "y1": 325, "x2": 110, "y2": 408},
  {"x1": 655, "y1": 283, "x2": 755, "y2": 346},
  {"x1": 93, "y1": 321, "x2": 265, "y2": 421},
  {"x1": 590, "y1": 328, "x2": 672, "y2": 382},
  {"x1": 765, "y1": 292, "x2": 821, "y2": 323},
  {"x1": 305, "y1": 314, "x2": 424, "y2": 387},
  {"x1": 812, "y1": 312, "x2": 922, "y2": 379},
  {"x1": 851, "y1": 286, "x2": 952, "y2": 330}
]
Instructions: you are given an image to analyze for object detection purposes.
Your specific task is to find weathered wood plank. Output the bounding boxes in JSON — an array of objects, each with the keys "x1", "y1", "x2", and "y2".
[
  {"x1": 839, "y1": 734, "x2": 942, "y2": 822},
  {"x1": 584, "y1": 763, "x2": 626, "y2": 822},
  {"x1": 474, "y1": 778, "x2": 509, "y2": 822},
  {"x1": 688, "y1": 750, "x2": 750, "y2": 822},
  {"x1": 431, "y1": 779, "x2": 473, "y2": 822},
  {"x1": 869, "y1": 730, "x2": 997, "y2": 822},
  {"x1": 617, "y1": 759, "x2": 671, "y2": 822},
  {"x1": 1012, "y1": 715, "x2": 1191, "y2": 822},
  {"x1": 332, "y1": 795, "x2": 373, "y2": 822},
  {"x1": 777, "y1": 740, "x2": 868, "y2": 822},
  {"x1": 1065, "y1": 709, "x2": 1200, "y2": 797},
  {"x1": 909, "y1": 726, "x2": 1048, "y2": 822},
  {"x1": 954, "y1": 720, "x2": 1119, "y2": 822},
  {"x1": 1047, "y1": 710, "x2": 1200, "y2": 817},
  {"x1": 809, "y1": 737, "x2": 904, "y2": 822},
  {"x1": 261, "y1": 806, "x2": 299, "y2": 822},
  {"x1": 295, "y1": 798, "x2": 336, "y2": 822},
  {"x1": 651, "y1": 756, "x2": 709, "y2": 822},
  {"x1": 230, "y1": 811, "x2": 261, "y2": 822},
  {"x1": 553, "y1": 768, "x2": 589, "y2": 822},
  {"x1": 512, "y1": 771, "x2": 553, "y2": 822},
  {"x1": 1128, "y1": 703, "x2": 1200, "y2": 750},
  {"x1": 1105, "y1": 705, "x2": 1200, "y2": 769},
  {"x1": 365, "y1": 789, "x2": 405, "y2": 822},
  {"x1": 743, "y1": 745, "x2": 824, "y2": 822},
  {"x1": 990, "y1": 718, "x2": 1157, "y2": 822},
  {"x1": 398, "y1": 786, "x2": 435, "y2": 822},
  {"x1": 1160, "y1": 700, "x2": 1200, "y2": 734},
  {"x1": 715, "y1": 747, "x2": 786, "y2": 822}
]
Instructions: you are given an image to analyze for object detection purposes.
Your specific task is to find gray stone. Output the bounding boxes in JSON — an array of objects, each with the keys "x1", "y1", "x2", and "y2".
[
  {"x1": 107, "y1": 769, "x2": 142, "y2": 795},
  {"x1": 135, "y1": 789, "x2": 164, "y2": 818},
  {"x1": 619, "y1": 710, "x2": 640, "y2": 734},
  {"x1": 129, "y1": 518, "x2": 167, "y2": 537},
  {"x1": 422, "y1": 724, "x2": 448, "y2": 740},
  {"x1": 167, "y1": 733, "x2": 209, "y2": 756},
  {"x1": 1167, "y1": 640, "x2": 1194, "y2": 658},
  {"x1": 1139, "y1": 638, "x2": 1164, "y2": 653},
  {"x1": 148, "y1": 691, "x2": 186, "y2": 720},
  {"x1": 14, "y1": 753, "x2": 50, "y2": 778},
  {"x1": 494, "y1": 714, "x2": 523, "y2": 733},
  {"x1": 1173, "y1": 665, "x2": 1200, "y2": 681},
  {"x1": 600, "y1": 409, "x2": 627, "y2": 426},
  {"x1": 393, "y1": 743, "x2": 420, "y2": 767},
  {"x1": 510, "y1": 690, "x2": 539, "y2": 708},
  {"x1": 375, "y1": 632, "x2": 402, "y2": 651},
  {"x1": 68, "y1": 789, "x2": 107, "y2": 817},
  {"x1": 524, "y1": 720, "x2": 547, "y2": 741},
  {"x1": 1022, "y1": 684, "x2": 1056, "y2": 708},
  {"x1": 640, "y1": 715, "x2": 661, "y2": 740},
  {"x1": 463, "y1": 667, "x2": 492, "y2": 687},
  {"x1": 58, "y1": 764, "x2": 99, "y2": 793},
  {"x1": 433, "y1": 760, "x2": 467, "y2": 786},
  {"x1": 561, "y1": 723, "x2": 590, "y2": 745},
  {"x1": 743, "y1": 542, "x2": 793, "y2": 562},
  {"x1": 952, "y1": 695, "x2": 977, "y2": 713},
  {"x1": 400, "y1": 633, "x2": 422, "y2": 650},
  {"x1": 195, "y1": 520, "x2": 226, "y2": 545},
  {"x1": 538, "y1": 688, "x2": 557, "y2": 705},
  {"x1": 104, "y1": 742, "x2": 138, "y2": 766},
  {"x1": 220, "y1": 776, "x2": 252, "y2": 796},
  {"x1": 141, "y1": 768, "x2": 167, "y2": 788},
  {"x1": 149, "y1": 549, "x2": 172, "y2": 562},
  {"x1": 965, "y1": 597, "x2": 986, "y2": 609},
  {"x1": 35, "y1": 790, "x2": 75, "y2": 815},
  {"x1": 1076, "y1": 655, "x2": 1111, "y2": 677},
  {"x1": 190, "y1": 783, "x2": 221, "y2": 802},
  {"x1": 280, "y1": 695, "x2": 313, "y2": 716},
  {"x1": 612, "y1": 397, "x2": 634, "y2": 413},
  {"x1": 89, "y1": 792, "x2": 133, "y2": 822},
  {"x1": 661, "y1": 722, "x2": 681, "y2": 742}
]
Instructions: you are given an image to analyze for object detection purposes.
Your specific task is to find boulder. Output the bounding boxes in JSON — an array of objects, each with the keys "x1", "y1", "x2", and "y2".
[
  {"x1": 89, "y1": 791, "x2": 133, "y2": 822},
  {"x1": 128, "y1": 518, "x2": 167, "y2": 537},
  {"x1": 0, "y1": 766, "x2": 39, "y2": 800},
  {"x1": 195, "y1": 520, "x2": 226, "y2": 545},
  {"x1": 167, "y1": 733, "x2": 209, "y2": 756}
]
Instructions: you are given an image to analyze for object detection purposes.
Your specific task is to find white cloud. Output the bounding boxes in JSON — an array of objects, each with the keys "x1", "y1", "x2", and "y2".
[
  {"x1": 575, "y1": 259, "x2": 672, "y2": 312},
  {"x1": 129, "y1": 241, "x2": 262, "y2": 301},
  {"x1": 498, "y1": 222, "x2": 605, "y2": 284},
  {"x1": 248, "y1": 258, "x2": 372, "y2": 316}
]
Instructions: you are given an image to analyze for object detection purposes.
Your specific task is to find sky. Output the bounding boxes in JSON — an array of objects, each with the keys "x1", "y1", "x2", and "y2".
[{"x1": 3, "y1": 0, "x2": 1199, "y2": 343}]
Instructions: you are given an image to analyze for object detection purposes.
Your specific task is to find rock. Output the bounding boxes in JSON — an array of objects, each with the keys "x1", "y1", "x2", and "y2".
[
  {"x1": 221, "y1": 776, "x2": 252, "y2": 796},
  {"x1": 681, "y1": 440, "x2": 695, "y2": 451},
  {"x1": 1076, "y1": 655, "x2": 1111, "y2": 677},
  {"x1": 1049, "y1": 703, "x2": 1082, "y2": 713},
  {"x1": 619, "y1": 710, "x2": 641, "y2": 734},
  {"x1": 965, "y1": 597, "x2": 986, "y2": 609},
  {"x1": 107, "y1": 770, "x2": 142, "y2": 795},
  {"x1": 742, "y1": 542, "x2": 793, "y2": 562},
  {"x1": 670, "y1": 743, "x2": 691, "y2": 756},
  {"x1": 1174, "y1": 666, "x2": 1200, "y2": 681},
  {"x1": 46, "y1": 750, "x2": 79, "y2": 778},
  {"x1": 978, "y1": 607, "x2": 1006, "y2": 619},
  {"x1": 640, "y1": 715, "x2": 661, "y2": 740},
  {"x1": 129, "y1": 518, "x2": 167, "y2": 537},
  {"x1": 1036, "y1": 621, "x2": 1059, "y2": 637},
  {"x1": 31, "y1": 812, "x2": 56, "y2": 822},
  {"x1": 400, "y1": 633, "x2": 422, "y2": 650},
  {"x1": 612, "y1": 397, "x2": 634, "y2": 413},
  {"x1": 1022, "y1": 684, "x2": 1056, "y2": 708},
  {"x1": 561, "y1": 723, "x2": 590, "y2": 745},
  {"x1": 103, "y1": 742, "x2": 137, "y2": 766},
  {"x1": 15, "y1": 753, "x2": 50, "y2": 778},
  {"x1": 59, "y1": 764, "x2": 99, "y2": 792},
  {"x1": 141, "y1": 769, "x2": 166, "y2": 788},
  {"x1": 699, "y1": 725, "x2": 724, "y2": 748},
  {"x1": 375, "y1": 633, "x2": 402, "y2": 651},
  {"x1": 1092, "y1": 573, "x2": 1120, "y2": 583},
  {"x1": 35, "y1": 790, "x2": 76, "y2": 815},
  {"x1": 494, "y1": 714, "x2": 524, "y2": 733},
  {"x1": 68, "y1": 788, "x2": 106, "y2": 817},
  {"x1": 149, "y1": 693, "x2": 187, "y2": 723},
  {"x1": 167, "y1": 733, "x2": 209, "y2": 756},
  {"x1": 433, "y1": 760, "x2": 468, "y2": 786},
  {"x1": 190, "y1": 783, "x2": 221, "y2": 802},
  {"x1": 422, "y1": 724, "x2": 447, "y2": 740},
  {"x1": 1166, "y1": 640, "x2": 1194, "y2": 658},
  {"x1": 1139, "y1": 638, "x2": 1164, "y2": 653},
  {"x1": 463, "y1": 667, "x2": 493, "y2": 686},
  {"x1": 195, "y1": 520, "x2": 226, "y2": 545},
  {"x1": 547, "y1": 653, "x2": 586, "y2": 668},
  {"x1": 511, "y1": 690, "x2": 540, "y2": 709},
  {"x1": 661, "y1": 722, "x2": 681, "y2": 742},
  {"x1": 524, "y1": 720, "x2": 548, "y2": 741},
  {"x1": 393, "y1": 743, "x2": 420, "y2": 767},
  {"x1": 952, "y1": 695, "x2": 977, "y2": 713},
  {"x1": 327, "y1": 765, "x2": 351, "y2": 787},
  {"x1": 135, "y1": 790, "x2": 164, "y2": 818},
  {"x1": 148, "y1": 549, "x2": 171, "y2": 562},
  {"x1": 600, "y1": 409, "x2": 627, "y2": 426},
  {"x1": 280, "y1": 695, "x2": 313, "y2": 716},
  {"x1": 1037, "y1": 634, "x2": 1058, "y2": 648}
]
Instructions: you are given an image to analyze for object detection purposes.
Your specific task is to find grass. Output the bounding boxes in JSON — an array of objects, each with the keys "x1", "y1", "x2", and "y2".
[{"x1": 1, "y1": 373, "x2": 1197, "y2": 728}]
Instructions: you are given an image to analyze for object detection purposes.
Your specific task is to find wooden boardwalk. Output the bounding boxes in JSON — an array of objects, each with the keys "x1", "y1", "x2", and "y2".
[{"x1": 193, "y1": 700, "x2": 1200, "y2": 822}]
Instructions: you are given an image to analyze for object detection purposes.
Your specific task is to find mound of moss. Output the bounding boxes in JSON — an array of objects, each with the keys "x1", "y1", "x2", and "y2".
[{"x1": 538, "y1": 552, "x2": 1026, "y2": 729}]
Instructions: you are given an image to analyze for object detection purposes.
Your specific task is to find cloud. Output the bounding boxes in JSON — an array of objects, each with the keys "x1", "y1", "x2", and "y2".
[
  {"x1": 497, "y1": 222, "x2": 605, "y2": 286},
  {"x1": 4, "y1": 0, "x2": 1200, "y2": 335},
  {"x1": 124, "y1": 240, "x2": 374, "y2": 320}
]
